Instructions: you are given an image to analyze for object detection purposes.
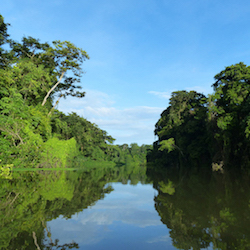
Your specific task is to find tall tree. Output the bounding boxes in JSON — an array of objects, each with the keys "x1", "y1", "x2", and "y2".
[
  {"x1": 210, "y1": 62, "x2": 250, "y2": 160},
  {"x1": 9, "y1": 37, "x2": 90, "y2": 109},
  {"x1": 0, "y1": 14, "x2": 10, "y2": 68},
  {"x1": 150, "y1": 90, "x2": 209, "y2": 166}
]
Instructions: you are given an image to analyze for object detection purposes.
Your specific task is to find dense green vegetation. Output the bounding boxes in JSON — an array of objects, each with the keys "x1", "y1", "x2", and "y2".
[
  {"x1": 2, "y1": 11, "x2": 250, "y2": 250},
  {"x1": 0, "y1": 14, "x2": 150, "y2": 171},
  {"x1": 145, "y1": 63, "x2": 250, "y2": 248},
  {"x1": 0, "y1": 162, "x2": 149, "y2": 249},
  {"x1": 147, "y1": 62, "x2": 250, "y2": 172}
]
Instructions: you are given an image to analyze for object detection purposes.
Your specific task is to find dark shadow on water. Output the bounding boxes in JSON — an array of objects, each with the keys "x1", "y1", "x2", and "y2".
[{"x1": 146, "y1": 159, "x2": 250, "y2": 250}]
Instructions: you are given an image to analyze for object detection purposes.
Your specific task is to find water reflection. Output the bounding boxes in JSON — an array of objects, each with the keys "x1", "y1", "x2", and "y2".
[
  {"x1": 0, "y1": 167, "x2": 114, "y2": 249},
  {"x1": 1, "y1": 162, "x2": 250, "y2": 249},
  {"x1": 47, "y1": 183, "x2": 173, "y2": 249},
  {"x1": 147, "y1": 165, "x2": 250, "y2": 250},
  {"x1": 1, "y1": 163, "x2": 175, "y2": 249}
]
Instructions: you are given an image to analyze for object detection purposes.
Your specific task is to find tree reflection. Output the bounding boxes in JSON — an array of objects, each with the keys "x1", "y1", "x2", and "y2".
[
  {"x1": 0, "y1": 162, "x2": 148, "y2": 249},
  {"x1": 148, "y1": 164, "x2": 250, "y2": 249}
]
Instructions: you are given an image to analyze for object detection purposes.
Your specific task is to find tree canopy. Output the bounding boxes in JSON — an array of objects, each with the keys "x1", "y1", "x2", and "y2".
[{"x1": 148, "y1": 62, "x2": 250, "y2": 172}]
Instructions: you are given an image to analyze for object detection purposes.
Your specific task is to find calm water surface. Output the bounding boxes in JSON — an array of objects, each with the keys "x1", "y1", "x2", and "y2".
[
  {"x1": 47, "y1": 182, "x2": 176, "y2": 249},
  {"x1": 1, "y1": 164, "x2": 250, "y2": 249}
]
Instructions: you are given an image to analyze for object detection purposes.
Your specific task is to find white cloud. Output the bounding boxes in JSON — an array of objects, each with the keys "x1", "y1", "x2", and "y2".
[
  {"x1": 57, "y1": 86, "x2": 211, "y2": 145},
  {"x1": 185, "y1": 85, "x2": 211, "y2": 95},
  {"x1": 57, "y1": 89, "x2": 163, "y2": 145},
  {"x1": 149, "y1": 85, "x2": 211, "y2": 102},
  {"x1": 148, "y1": 91, "x2": 171, "y2": 99}
]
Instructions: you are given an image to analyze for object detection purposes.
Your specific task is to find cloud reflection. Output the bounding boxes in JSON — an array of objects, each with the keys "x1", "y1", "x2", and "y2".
[{"x1": 47, "y1": 183, "x2": 167, "y2": 247}]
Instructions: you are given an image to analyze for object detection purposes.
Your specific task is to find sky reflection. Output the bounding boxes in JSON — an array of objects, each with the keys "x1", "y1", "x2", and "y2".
[{"x1": 47, "y1": 182, "x2": 176, "y2": 249}]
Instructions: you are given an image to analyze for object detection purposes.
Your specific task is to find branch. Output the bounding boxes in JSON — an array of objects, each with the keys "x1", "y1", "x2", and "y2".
[
  {"x1": 173, "y1": 144, "x2": 185, "y2": 158},
  {"x1": 32, "y1": 231, "x2": 41, "y2": 250},
  {"x1": 48, "y1": 94, "x2": 63, "y2": 116},
  {"x1": 0, "y1": 126, "x2": 24, "y2": 145},
  {"x1": 42, "y1": 71, "x2": 65, "y2": 106},
  {"x1": 9, "y1": 193, "x2": 19, "y2": 206},
  {"x1": 42, "y1": 220, "x2": 53, "y2": 244}
]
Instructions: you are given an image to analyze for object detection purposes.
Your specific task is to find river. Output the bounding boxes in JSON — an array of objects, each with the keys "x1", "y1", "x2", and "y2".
[{"x1": 1, "y1": 163, "x2": 249, "y2": 249}]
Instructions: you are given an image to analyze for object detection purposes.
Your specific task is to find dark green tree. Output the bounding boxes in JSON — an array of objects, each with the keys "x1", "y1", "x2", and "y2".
[
  {"x1": 209, "y1": 62, "x2": 250, "y2": 163},
  {"x1": 0, "y1": 14, "x2": 10, "y2": 68},
  {"x1": 151, "y1": 90, "x2": 209, "y2": 167}
]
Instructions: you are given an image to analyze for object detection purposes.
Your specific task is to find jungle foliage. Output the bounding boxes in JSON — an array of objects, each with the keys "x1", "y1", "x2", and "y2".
[
  {"x1": 148, "y1": 62, "x2": 250, "y2": 172},
  {"x1": 0, "y1": 14, "x2": 150, "y2": 170}
]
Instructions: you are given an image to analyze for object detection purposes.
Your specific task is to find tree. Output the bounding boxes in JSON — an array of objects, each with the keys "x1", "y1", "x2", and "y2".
[
  {"x1": 0, "y1": 59, "x2": 53, "y2": 104},
  {"x1": 9, "y1": 37, "x2": 90, "y2": 109},
  {"x1": 51, "y1": 111, "x2": 115, "y2": 160},
  {"x1": 210, "y1": 62, "x2": 250, "y2": 160},
  {"x1": 153, "y1": 91, "x2": 208, "y2": 163},
  {"x1": 159, "y1": 138, "x2": 175, "y2": 153},
  {"x1": 0, "y1": 15, "x2": 8, "y2": 46},
  {"x1": 0, "y1": 14, "x2": 10, "y2": 68}
]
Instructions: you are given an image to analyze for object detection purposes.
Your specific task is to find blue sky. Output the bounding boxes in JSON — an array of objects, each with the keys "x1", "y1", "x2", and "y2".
[{"x1": 2, "y1": 0, "x2": 250, "y2": 145}]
